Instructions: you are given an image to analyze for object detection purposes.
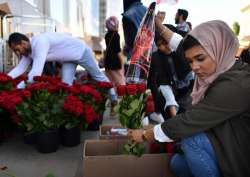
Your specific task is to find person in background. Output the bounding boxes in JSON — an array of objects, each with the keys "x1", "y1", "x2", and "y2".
[
  {"x1": 147, "y1": 24, "x2": 193, "y2": 122},
  {"x1": 240, "y1": 43, "x2": 250, "y2": 65},
  {"x1": 175, "y1": 9, "x2": 190, "y2": 33},
  {"x1": 104, "y1": 16, "x2": 125, "y2": 88},
  {"x1": 122, "y1": 0, "x2": 147, "y2": 60},
  {"x1": 129, "y1": 19, "x2": 250, "y2": 177},
  {"x1": 104, "y1": 16, "x2": 125, "y2": 115},
  {"x1": 7, "y1": 32, "x2": 117, "y2": 101},
  {"x1": 187, "y1": 21, "x2": 192, "y2": 30},
  {"x1": 43, "y1": 61, "x2": 61, "y2": 76}
]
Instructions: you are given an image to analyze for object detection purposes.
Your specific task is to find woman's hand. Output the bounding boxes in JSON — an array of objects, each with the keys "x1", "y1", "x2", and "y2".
[
  {"x1": 156, "y1": 11, "x2": 165, "y2": 23},
  {"x1": 128, "y1": 128, "x2": 156, "y2": 143},
  {"x1": 128, "y1": 129, "x2": 144, "y2": 143},
  {"x1": 143, "y1": 128, "x2": 155, "y2": 143}
]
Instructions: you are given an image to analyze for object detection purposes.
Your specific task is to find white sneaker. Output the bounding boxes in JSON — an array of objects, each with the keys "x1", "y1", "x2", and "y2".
[
  {"x1": 142, "y1": 116, "x2": 149, "y2": 126},
  {"x1": 149, "y1": 113, "x2": 165, "y2": 123}
]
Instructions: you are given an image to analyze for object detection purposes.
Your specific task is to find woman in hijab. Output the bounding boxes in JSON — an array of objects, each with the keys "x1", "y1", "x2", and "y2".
[
  {"x1": 129, "y1": 20, "x2": 250, "y2": 177},
  {"x1": 104, "y1": 16, "x2": 125, "y2": 114},
  {"x1": 104, "y1": 16, "x2": 125, "y2": 88}
]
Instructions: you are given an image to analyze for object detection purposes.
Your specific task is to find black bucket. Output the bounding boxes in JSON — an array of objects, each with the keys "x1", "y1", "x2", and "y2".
[
  {"x1": 61, "y1": 126, "x2": 81, "y2": 147},
  {"x1": 36, "y1": 129, "x2": 60, "y2": 153}
]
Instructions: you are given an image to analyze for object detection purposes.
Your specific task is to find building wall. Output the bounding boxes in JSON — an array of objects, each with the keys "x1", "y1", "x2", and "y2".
[
  {"x1": 238, "y1": 4, "x2": 250, "y2": 49},
  {"x1": 99, "y1": 0, "x2": 106, "y2": 37},
  {"x1": 82, "y1": 0, "x2": 99, "y2": 37},
  {"x1": 48, "y1": 0, "x2": 84, "y2": 37},
  {"x1": 240, "y1": 4, "x2": 250, "y2": 37}
]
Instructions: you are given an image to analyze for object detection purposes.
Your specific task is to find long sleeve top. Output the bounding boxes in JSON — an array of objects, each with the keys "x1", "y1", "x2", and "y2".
[{"x1": 8, "y1": 32, "x2": 88, "y2": 82}]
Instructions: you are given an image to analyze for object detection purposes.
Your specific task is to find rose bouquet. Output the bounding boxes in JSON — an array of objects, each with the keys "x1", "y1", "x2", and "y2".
[
  {"x1": 115, "y1": 84, "x2": 148, "y2": 129},
  {"x1": 115, "y1": 84, "x2": 150, "y2": 156},
  {"x1": 71, "y1": 81, "x2": 113, "y2": 129}
]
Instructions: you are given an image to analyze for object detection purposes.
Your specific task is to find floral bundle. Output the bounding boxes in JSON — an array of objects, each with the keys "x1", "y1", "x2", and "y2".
[
  {"x1": 115, "y1": 84, "x2": 150, "y2": 156},
  {"x1": 71, "y1": 80, "x2": 113, "y2": 127},
  {"x1": 115, "y1": 84, "x2": 148, "y2": 129},
  {"x1": 0, "y1": 74, "x2": 113, "y2": 134}
]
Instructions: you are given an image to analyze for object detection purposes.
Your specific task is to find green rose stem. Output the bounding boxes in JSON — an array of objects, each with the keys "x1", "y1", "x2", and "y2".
[{"x1": 123, "y1": 139, "x2": 145, "y2": 157}]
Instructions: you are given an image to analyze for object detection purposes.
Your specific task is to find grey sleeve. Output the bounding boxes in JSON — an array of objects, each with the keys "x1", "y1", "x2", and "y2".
[{"x1": 161, "y1": 77, "x2": 250, "y2": 140}]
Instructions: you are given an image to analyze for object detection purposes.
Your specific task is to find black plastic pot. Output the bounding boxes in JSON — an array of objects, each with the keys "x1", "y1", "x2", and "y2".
[
  {"x1": 0, "y1": 111, "x2": 14, "y2": 143},
  {"x1": 61, "y1": 126, "x2": 81, "y2": 147},
  {"x1": 36, "y1": 129, "x2": 60, "y2": 153}
]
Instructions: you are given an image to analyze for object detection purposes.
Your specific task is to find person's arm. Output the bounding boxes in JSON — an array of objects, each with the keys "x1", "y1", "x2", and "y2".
[
  {"x1": 130, "y1": 73, "x2": 250, "y2": 143},
  {"x1": 161, "y1": 75, "x2": 250, "y2": 140},
  {"x1": 128, "y1": 125, "x2": 174, "y2": 143},
  {"x1": 122, "y1": 17, "x2": 137, "y2": 53},
  {"x1": 8, "y1": 57, "x2": 31, "y2": 79},
  {"x1": 155, "y1": 12, "x2": 183, "y2": 51},
  {"x1": 28, "y1": 37, "x2": 50, "y2": 82}
]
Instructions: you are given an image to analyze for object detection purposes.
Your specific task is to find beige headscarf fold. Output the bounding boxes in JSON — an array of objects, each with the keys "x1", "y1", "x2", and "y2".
[{"x1": 188, "y1": 20, "x2": 239, "y2": 105}]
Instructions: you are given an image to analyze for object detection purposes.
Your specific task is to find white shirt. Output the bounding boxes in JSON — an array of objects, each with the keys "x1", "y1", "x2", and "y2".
[
  {"x1": 8, "y1": 32, "x2": 88, "y2": 81},
  {"x1": 154, "y1": 32, "x2": 183, "y2": 142}
]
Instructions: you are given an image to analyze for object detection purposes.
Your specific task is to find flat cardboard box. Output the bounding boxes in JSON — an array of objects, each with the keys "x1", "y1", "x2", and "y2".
[
  {"x1": 82, "y1": 139, "x2": 175, "y2": 177},
  {"x1": 99, "y1": 124, "x2": 128, "y2": 139}
]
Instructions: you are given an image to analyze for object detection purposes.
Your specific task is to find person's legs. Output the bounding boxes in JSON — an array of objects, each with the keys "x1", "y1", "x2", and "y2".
[
  {"x1": 159, "y1": 85, "x2": 179, "y2": 119},
  {"x1": 79, "y1": 47, "x2": 109, "y2": 82},
  {"x1": 61, "y1": 62, "x2": 77, "y2": 85},
  {"x1": 105, "y1": 69, "x2": 125, "y2": 88},
  {"x1": 181, "y1": 133, "x2": 221, "y2": 177},
  {"x1": 79, "y1": 48, "x2": 117, "y2": 101},
  {"x1": 170, "y1": 153, "x2": 193, "y2": 177}
]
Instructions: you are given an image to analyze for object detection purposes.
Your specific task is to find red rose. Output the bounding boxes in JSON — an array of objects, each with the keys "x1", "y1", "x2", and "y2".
[
  {"x1": 146, "y1": 98, "x2": 155, "y2": 113},
  {"x1": 0, "y1": 73, "x2": 12, "y2": 82},
  {"x1": 21, "y1": 90, "x2": 32, "y2": 98},
  {"x1": 97, "y1": 82, "x2": 113, "y2": 88},
  {"x1": 126, "y1": 84, "x2": 137, "y2": 95},
  {"x1": 137, "y1": 84, "x2": 146, "y2": 94},
  {"x1": 84, "y1": 104, "x2": 98, "y2": 123},
  {"x1": 117, "y1": 85, "x2": 126, "y2": 96}
]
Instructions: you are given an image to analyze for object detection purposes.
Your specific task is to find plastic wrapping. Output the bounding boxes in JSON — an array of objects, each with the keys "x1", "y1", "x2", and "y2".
[{"x1": 126, "y1": 2, "x2": 156, "y2": 84}]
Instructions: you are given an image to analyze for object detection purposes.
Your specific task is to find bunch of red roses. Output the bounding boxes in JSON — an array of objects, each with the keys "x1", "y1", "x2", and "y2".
[
  {"x1": 115, "y1": 84, "x2": 149, "y2": 156},
  {"x1": 115, "y1": 84, "x2": 148, "y2": 129},
  {"x1": 62, "y1": 95, "x2": 85, "y2": 129},
  {"x1": 0, "y1": 74, "x2": 113, "y2": 132},
  {"x1": 70, "y1": 81, "x2": 113, "y2": 125}
]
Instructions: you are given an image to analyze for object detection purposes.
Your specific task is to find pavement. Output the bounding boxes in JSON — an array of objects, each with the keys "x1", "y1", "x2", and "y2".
[{"x1": 0, "y1": 107, "x2": 119, "y2": 177}]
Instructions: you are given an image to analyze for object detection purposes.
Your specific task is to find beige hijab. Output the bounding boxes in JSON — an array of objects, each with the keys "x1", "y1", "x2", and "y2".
[{"x1": 188, "y1": 20, "x2": 239, "y2": 105}]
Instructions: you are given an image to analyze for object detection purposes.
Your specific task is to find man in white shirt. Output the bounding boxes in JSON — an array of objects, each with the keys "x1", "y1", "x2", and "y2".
[{"x1": 7, "y1": 32, "x2": 117, "y2": 100}]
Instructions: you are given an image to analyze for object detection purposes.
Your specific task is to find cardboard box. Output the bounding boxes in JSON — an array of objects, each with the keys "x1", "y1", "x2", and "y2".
[
  {"x1": 99, "y1": 124, "x2": 128, "y2": 140},
  {"x1": 82, "y1": 139, "x2": 175, "y2": 177}
]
